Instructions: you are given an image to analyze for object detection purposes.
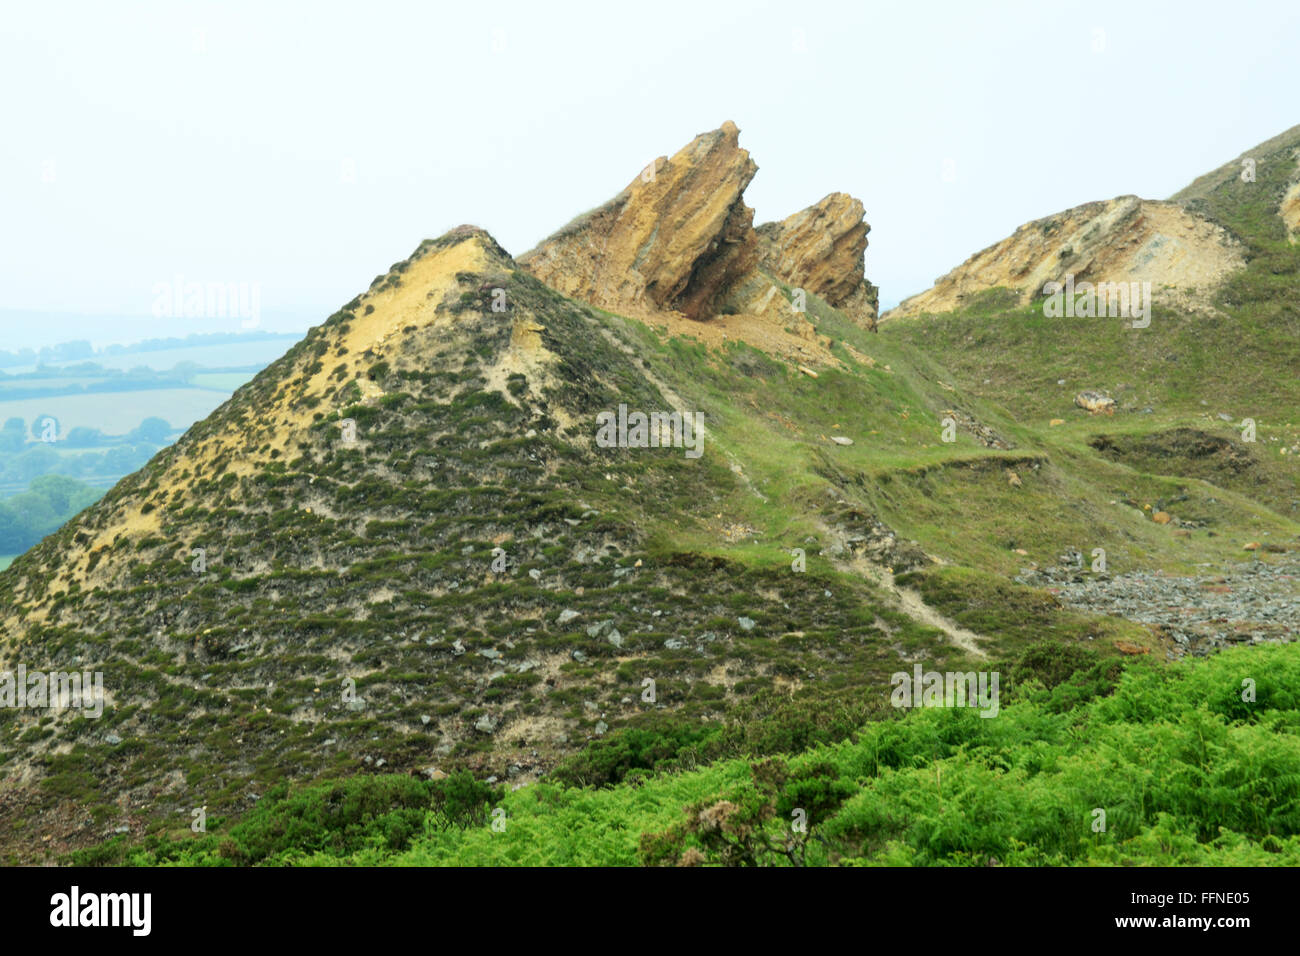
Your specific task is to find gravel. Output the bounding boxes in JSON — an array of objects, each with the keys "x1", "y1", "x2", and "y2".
[{"x1": 1017, "y1": 554, "x2": 1300, "y2": 656}]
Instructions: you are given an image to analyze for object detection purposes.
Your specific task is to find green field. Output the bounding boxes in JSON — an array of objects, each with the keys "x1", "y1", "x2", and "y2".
[
  {"x1": 0, "y1": 388, "x2": 233, "y2": 435},
  {"x1": 3, "y1": 338, "x2": 299, "y2": 375},
  {"x1": 0, "y1": 555, "x2": 15, "y2": 571}
]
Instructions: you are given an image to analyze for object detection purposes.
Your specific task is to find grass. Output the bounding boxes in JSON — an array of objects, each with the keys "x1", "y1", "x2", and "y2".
[
  {"x1": 94, "y1": 642, "x2": 1300, "y2": 866},
  {"x1": 0, "y1": 389, "x2": 231, "y2": 435}
]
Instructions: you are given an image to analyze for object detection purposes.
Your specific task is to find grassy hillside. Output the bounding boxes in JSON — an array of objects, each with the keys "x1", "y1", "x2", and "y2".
[
  {"x1": 5, "y1": 127, "x2": 1299, "y2": 866},
  {"x1": 879, "y1": 129, "x2": 1300, "y2": 544},
  {"x1": 86, "y1": 642, "x2": 1300, "y2": 866},
  {"x1": 0, "y1": 226, "x2": 1172, "y2": 864}
]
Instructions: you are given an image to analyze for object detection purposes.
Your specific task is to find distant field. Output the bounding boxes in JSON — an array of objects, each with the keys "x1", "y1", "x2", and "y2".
[
  {"x1": 0, "y1": 388, "x2": 232, "y2": 434},
  {"x1": 0, "y1": 555, "x2": 15, "y2": 572},
  {"x1": 191, "y1": 371, "x2": 257, "y2": 391},
  {"x1": 0, "y1": 376, "x2": 91, "y2": 394},
  {"x1": 4, "y1": 337, "x2": 298, "y2": 375}
]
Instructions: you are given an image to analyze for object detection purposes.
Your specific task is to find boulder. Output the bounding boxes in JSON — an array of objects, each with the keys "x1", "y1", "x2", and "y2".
[{"x1": 1075, "y1": 391, "x2": 1117, "y2": 414}]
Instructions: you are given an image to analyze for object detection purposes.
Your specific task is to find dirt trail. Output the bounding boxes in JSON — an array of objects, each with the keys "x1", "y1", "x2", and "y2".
[
  {"x1": 816, "y1": 518, "x2": 988, "y2": 658},
  {"x1": 853, "y1": 555, "x2": 988, "y2": 657}
]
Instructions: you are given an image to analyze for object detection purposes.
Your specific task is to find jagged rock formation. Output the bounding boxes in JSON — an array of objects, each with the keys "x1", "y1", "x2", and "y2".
[
  {"x1": 521, "y1": 122, "x2": 877, "y2": 329},
  {"x1": 1283, "y1": 177, "x2": 1300, "y2": 241},
  {"x1": 757, "y1": 193, "x2": 878, "y2": 327},
  {"x1": 519, "y1": 122, "x2": 759, "y2": 320},
  {"x1": 885, "y1": 195, "x2": 1245, "y2": 320}
]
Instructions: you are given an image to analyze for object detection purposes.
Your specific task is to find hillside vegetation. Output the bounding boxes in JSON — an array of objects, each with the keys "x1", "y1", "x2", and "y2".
[
  {"x1": 83, "y1": 643, "x2": 1300, "y2": 866},
  {"x1": 2, "y1": 125, "x2": 1297, "y2": 866}
]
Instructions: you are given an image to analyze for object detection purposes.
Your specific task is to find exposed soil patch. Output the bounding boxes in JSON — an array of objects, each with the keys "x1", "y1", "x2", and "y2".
[{"x1": 1089, "y1": 427, "x2": 1255, "y2": 476}]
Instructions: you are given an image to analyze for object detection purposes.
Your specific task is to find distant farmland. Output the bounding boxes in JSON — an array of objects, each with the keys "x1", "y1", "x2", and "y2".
[{"x1": 0, "y1": 388, "x2": 238, "y2": 435}]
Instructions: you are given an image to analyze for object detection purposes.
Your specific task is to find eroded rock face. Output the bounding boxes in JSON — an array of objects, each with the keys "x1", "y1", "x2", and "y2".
[
  {"x1": 520, "y1": 123, "x2": 877, "y2": 329},
  {"x1": 885, "y1": 196, "x2": 1245, "y2": 320},
  {"x1": 757, "y1": 193, "x2": 878, "y2": 328},
  {"x1": 1281, "y1": 178, "x2": 1300, "y2": 242},
  {"x1": 519, "y1": 122, "x2": 759, "y2": 320}
]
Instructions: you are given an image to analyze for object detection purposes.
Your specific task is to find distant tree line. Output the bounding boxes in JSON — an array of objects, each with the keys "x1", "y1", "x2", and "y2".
[
  {"x1": 0, "y1": 474, "x2": 104, "y2": 555},
  {"x1": 0, "y1": 330, "x2": 300, "y2": 369},
  {"x1": 0, "y1": 416, "x2": 172, "y2": 485}
]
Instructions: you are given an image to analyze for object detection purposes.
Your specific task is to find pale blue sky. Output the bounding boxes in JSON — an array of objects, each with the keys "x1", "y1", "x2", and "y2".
[{"x1": 2, "y1": 0, "x2": 1297, "y2": 348}]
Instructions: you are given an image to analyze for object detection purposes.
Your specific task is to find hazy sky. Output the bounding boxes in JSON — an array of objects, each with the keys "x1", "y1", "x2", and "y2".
[{"x1": 2, "y1": 0, "x2": 1297, "y2": 348}]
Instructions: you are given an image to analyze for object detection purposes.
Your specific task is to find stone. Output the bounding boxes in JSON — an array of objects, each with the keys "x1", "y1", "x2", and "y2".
[
  {"x1": 1074, "y1": 391, "x2": 1117, "y2": 414},
  {"x1": 887, "y1": 195, "x2": 1245, "y2": 320},
  {"x1": 756, "y1": 192, "x2": 878, "y2": 328},
  {"x1": 520, "y1": 122, "x2": 759, "y2": 320},
  {"x1": 520, "y1": 122, "x2": 876, "y2": 327}
]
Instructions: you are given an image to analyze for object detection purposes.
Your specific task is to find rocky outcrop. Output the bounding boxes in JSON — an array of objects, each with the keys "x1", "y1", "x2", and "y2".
[
  {"x1": 757, "y1": 193, "x2": 878, "y2": 328},
  {"x1": 1282, "y1": 177, "x2": 1300, "y2": 241},
  {"x1": 885, "y1": 196, "x2": 1244, "y2": 320},
  {"x1": 519, "y1": 122, "x2": 759, "y2": 320},
  {"x1": 521, "y1": 122, "x2": 877, "y2": 329}
]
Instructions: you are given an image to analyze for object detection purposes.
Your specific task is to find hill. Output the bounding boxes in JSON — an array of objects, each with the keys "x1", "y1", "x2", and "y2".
[{"x1": 2, "y1": 123, "x2": 1297, "y2": 865}]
